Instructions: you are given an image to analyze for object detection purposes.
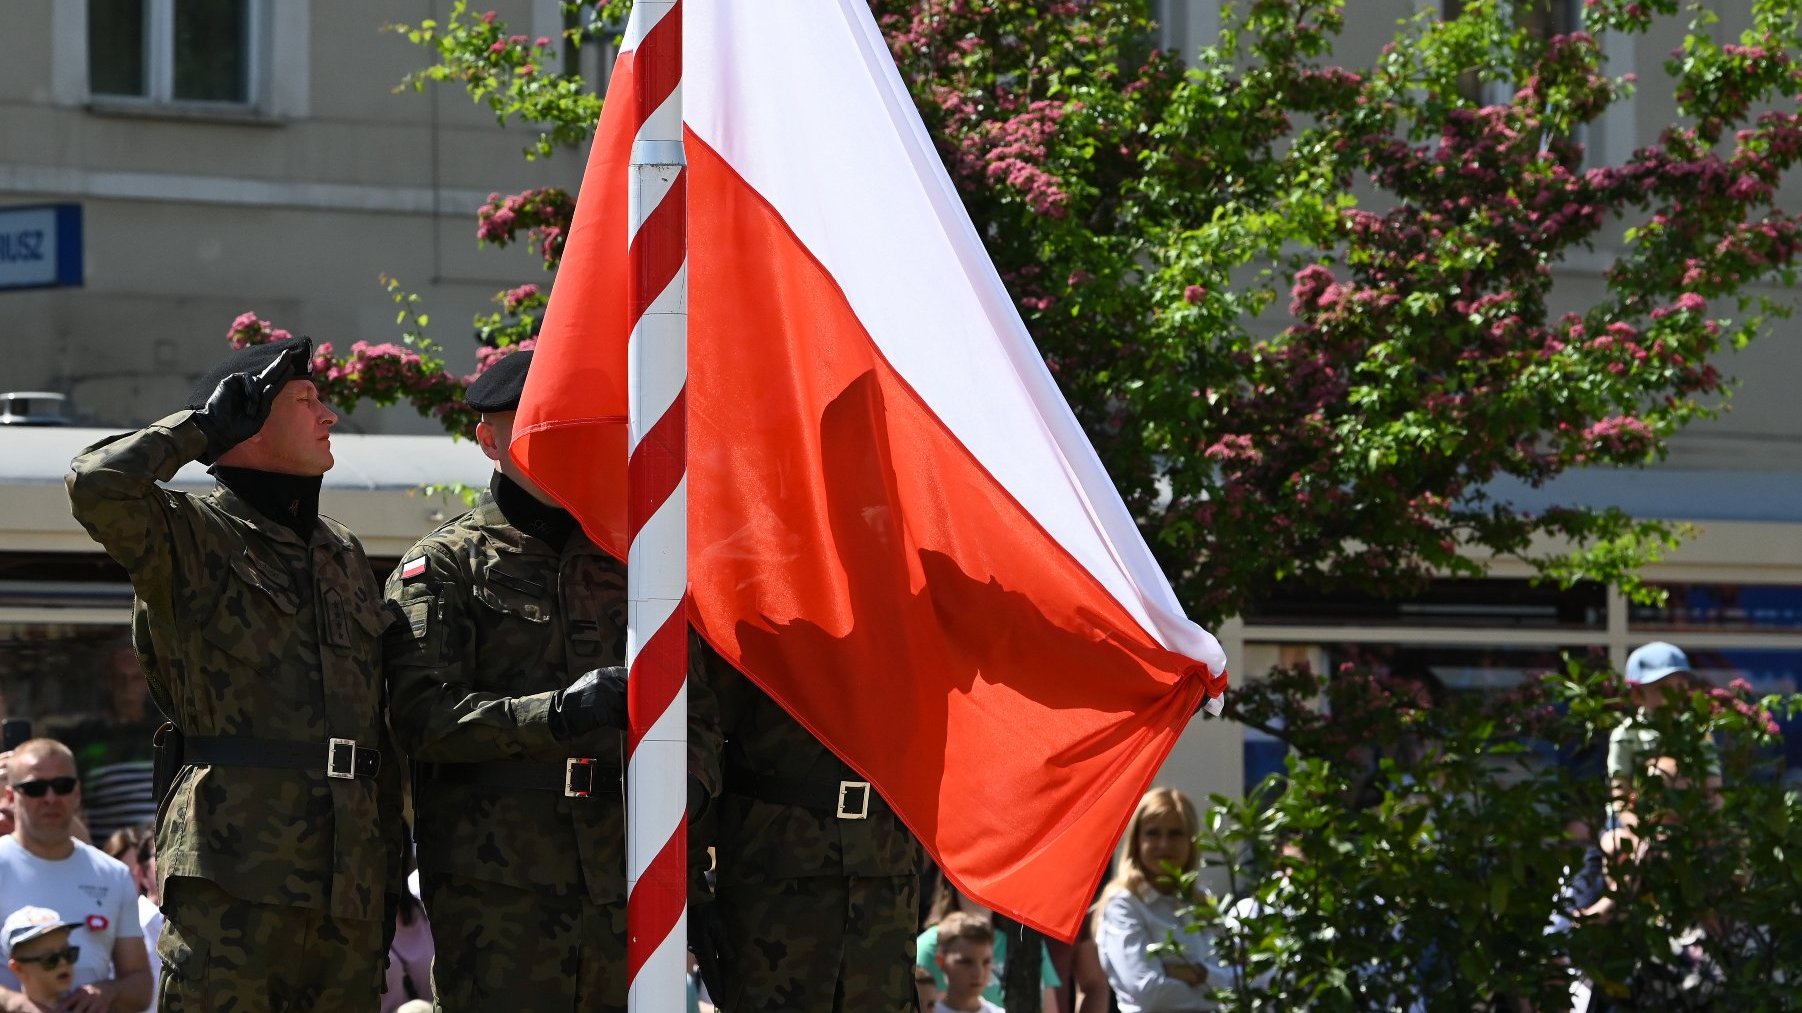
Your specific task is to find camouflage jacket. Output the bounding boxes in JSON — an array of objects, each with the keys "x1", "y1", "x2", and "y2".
[
  {"x1": 66, "y1": 412, "x2": 406, "y2": 923},
  {"x1": 708, "y1": 661, "x2": 921, "y2": 881},
  {"x1": 384, "y1": 491, "x2": 722, "y2": 904}
]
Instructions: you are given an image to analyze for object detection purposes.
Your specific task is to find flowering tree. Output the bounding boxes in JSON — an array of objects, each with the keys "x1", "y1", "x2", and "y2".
[
  {"x1": 234, "y1": 0, "x2": 1802, "y2": 624},
  {"x1": 1202, "y1": 660, "x2": 1802, "y2": 1009}
]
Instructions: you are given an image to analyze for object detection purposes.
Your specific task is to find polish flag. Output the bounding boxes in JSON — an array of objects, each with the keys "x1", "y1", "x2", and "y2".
[{"x1": 514, "y1": 0, "x2": 1228, "y2": 940}]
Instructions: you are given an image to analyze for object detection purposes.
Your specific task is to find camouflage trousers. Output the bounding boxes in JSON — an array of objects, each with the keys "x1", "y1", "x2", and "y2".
[
  {"x1": 419, "y1": 870, "x2": 626, "y2": 1013},
  {"x1": 715, "y1": 871, "x2": 919, "y2": 1013},
  {"x1": 155, "y1": 874, "x2": 384, "y2": 1012}
]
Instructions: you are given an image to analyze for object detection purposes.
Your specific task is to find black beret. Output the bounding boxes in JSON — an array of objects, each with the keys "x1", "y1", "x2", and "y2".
[
  {"x1": 465, "y1": 349, "x2": 534, "y2": 412},
  {"x1": 185, "y1": 336, "x2": 314, "y2": 410}
]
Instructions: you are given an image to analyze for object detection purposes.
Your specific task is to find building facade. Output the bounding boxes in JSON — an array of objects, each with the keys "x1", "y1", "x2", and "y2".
[{"x1": 0, "y1": 0, "x2": 590, "y2": 800}]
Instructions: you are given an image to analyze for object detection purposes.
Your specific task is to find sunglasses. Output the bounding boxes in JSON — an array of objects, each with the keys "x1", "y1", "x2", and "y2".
[
  {"x1": 12, "y1": 777, "x2": 78, "y2": 799},
  {"x1": 13, "y1": 945, "x2": 79, "y2": 970}
]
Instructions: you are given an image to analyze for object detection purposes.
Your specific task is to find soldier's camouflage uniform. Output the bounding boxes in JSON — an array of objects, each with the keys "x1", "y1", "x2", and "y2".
[
  {"x1": 707, "y1": 661, "x2": 923, "y2": 1013},
  {"x1": 384, "y1": 488, "x2": 721, "y2": 1013},
  {"x1": 66, "y1": 413, "x2": 407, "y2": 1012}
]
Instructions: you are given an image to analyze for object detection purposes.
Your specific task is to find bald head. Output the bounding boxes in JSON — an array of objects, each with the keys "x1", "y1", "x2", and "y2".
[{"x1": 5, "y1": 739, "x2": 73, "y2": 783}]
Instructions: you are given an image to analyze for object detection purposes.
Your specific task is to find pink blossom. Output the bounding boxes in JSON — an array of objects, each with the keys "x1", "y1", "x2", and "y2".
[{"x1": 501, "y1": 283, "x2": 541, "y2": 312}]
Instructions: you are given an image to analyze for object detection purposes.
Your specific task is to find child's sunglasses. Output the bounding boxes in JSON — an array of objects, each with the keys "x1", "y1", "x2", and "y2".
[{"x1": 14, "y1": 945, "x2": 79, "y2": 970}]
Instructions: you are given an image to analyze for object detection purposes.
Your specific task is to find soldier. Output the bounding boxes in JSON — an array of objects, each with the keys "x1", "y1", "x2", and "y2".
[
  {"x1": 384, "y1": 349, "x2": 720, "y2": 1012},
  {"x1": 66, "y1": 336, "x2": 409, "y2": 1011},
  {"x1": 695, "y1": 662, "x2": 924, "y2": 1012}
]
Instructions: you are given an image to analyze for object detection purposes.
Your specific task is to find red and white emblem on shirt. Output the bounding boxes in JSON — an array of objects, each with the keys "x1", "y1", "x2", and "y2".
[
  {"x1": 86, "y1": 914, "x2": 107, "y2": 932},
  {"x1": 400, "y1": 557, "x2": 427, "y2": 580}
]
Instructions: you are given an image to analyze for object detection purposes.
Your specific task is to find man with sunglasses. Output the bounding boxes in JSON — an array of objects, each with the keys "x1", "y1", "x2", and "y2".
[
  {"x1": 67, "y1": 338, "x2": 408, "y2": 1010},
  {"x1": 0, "y1": 741, "x2": 150, "y2": 1012}
]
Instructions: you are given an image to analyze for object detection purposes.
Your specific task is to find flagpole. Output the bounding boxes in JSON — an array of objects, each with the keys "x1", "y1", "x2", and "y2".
[{"x1": 623, "y1": 1, "x2": 688, "y2": 1010}]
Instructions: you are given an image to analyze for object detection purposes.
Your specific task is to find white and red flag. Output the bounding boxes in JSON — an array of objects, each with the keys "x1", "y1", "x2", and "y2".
[{"x1": 515, "y1": 0, "x2": 1228, "y2": 940}]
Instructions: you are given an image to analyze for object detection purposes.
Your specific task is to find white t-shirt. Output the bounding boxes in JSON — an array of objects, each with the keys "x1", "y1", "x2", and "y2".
[
  {"x1": 0, "y1": 836, "x2": 144, "y2": 994},
  {"x1": 935, "y1": 1000, "x2": 1004, "y2": 1013},
  {"x1": 138, "y1": 894, "x2": 163, "y2": 1013}
]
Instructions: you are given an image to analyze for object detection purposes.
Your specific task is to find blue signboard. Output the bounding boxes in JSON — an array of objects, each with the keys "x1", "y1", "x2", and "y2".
[{"x1": 0, "y1": 204, "x2": 83, "y2": 291}]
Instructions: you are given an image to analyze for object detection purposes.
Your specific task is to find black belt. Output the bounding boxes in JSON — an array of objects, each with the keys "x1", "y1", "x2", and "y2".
[
  {"x1": 419, "y1": 758, "x2": 619, "y2": 799},
  {"x1": 724, "y1": 762, "x2": 884, "y2": 820},
  {"x1": 186, "y1": 735, "x2": 381, "y2": 781}
]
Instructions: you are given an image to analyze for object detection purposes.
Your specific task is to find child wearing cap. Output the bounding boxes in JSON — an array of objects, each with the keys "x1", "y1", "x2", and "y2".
[{"x1": 4, "y1": 906, "x2": 84, "y2": 1011}]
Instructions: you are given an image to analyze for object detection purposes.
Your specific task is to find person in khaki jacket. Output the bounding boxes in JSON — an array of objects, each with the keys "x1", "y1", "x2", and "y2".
[
  {"x1": 66, "y1": 337, "x2": 408, "y2": 1011},
  {"x1": 383, "y1": 350, "x2": 721, "y2": 1012}
]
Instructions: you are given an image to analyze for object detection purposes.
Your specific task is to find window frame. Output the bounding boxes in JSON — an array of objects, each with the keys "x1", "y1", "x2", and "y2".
[{"x1": 87, "y1": 0, "x2": 266, "y2": 114}]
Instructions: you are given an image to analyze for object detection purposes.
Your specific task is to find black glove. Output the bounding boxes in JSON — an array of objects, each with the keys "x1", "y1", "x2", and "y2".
[
  {"x1": 687, "y1": 773, "x2": 731, "y2": 1000},
  {"x1": 193, "y1": 338, "x2": 313, "y2": 464},
  {"x1": 688, "y1": 837, "x2": 733, "y2": 1003},
  {"x1": 549, "y1": 666, "x2": 628, "y2": 740},
  {"x1": 381, "y1": 891, "x2": 400, "y2": 965}
]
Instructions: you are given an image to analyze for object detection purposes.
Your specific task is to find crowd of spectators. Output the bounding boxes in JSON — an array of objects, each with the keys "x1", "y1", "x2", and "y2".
[
  {"x1": 0, "y1": 639, "x2": 1750, "y2": 1011},
  {"x1": 0, "y1": 734, "x2": 436, "y2": 1013}
]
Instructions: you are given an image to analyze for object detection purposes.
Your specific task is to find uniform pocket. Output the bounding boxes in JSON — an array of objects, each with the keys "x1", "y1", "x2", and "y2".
[
  {"x1": 200, "y1": 555, "x2": 301, "y2": 664},
  {"x1": 473, "y1": 581, "x2": 552, "y2": 623},
  {"x1": 155, "y1": 886, "x2": 210, "y2": 1012}
]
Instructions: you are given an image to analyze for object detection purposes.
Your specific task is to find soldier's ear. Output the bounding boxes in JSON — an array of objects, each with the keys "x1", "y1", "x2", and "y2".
[{"x1": 474, "y1": 419, "x2": 502, "y2": 463}]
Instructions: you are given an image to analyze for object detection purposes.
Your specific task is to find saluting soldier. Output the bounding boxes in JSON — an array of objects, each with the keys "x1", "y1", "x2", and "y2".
[
  {"x1": 384, "y1": 349, "x2": 721, "y2": 1012},
  {"x1": 694, "y1": 663, "x2": 924, "y2": 1013},
  {"x1": 66, "y1": 337, "x2": 409, "y2": 1011}
]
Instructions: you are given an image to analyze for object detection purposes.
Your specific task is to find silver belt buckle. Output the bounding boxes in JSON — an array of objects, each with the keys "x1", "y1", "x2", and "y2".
[
  {"x1": 565, "y1": 757, "x2": 595, "y2": 798},
  {"x1": 836, "y1": 780, "x2": 871, "y2": 820},
  {"x1": 327, "y1": 738, "x2": 358, "y2": 779}
]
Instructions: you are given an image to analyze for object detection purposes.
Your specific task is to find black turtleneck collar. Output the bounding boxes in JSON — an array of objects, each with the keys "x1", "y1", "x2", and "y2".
[
  {"x1": 215, "y1": 467, "x2": 323, "y2": 540},
  {"x1": 492, "y1": 472, "x2": 577, "y2": 548}
]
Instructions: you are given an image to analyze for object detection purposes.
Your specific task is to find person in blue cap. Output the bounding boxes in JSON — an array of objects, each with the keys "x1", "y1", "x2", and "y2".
[{"x1": 1608, "y1": 642, "x2": 1721, "y2": 822}]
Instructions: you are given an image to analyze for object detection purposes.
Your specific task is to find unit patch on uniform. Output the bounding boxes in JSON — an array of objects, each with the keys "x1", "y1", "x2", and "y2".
[{"x1": 400, "y1": 556, "x2": 428, "y2": 580}]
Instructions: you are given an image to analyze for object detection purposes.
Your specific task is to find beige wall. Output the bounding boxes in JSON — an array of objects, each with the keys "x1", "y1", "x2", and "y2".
[{"x1": 0, "y1": 0, "x2": 589, "y2": 433}]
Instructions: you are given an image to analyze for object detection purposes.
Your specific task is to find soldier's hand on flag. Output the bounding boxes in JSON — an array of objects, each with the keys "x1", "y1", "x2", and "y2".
[
  {"x1": 688, "y1": 855, "x2": 733, "y2": 1004},
  {"x1": 548, "y1": 666, "x2": 628, "y2": 740}
]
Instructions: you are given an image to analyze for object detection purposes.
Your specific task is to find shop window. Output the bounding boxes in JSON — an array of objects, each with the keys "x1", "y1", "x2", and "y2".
[
  {"x1": 1245, "y1": 577, "x2": 1607, "y2": 630},
  {"x1": 88, "y1": 0, "x2": 256, "y2": 106},
  {"x1": 1629, "y1": 583, "x2": 1802, "y2": 632}
]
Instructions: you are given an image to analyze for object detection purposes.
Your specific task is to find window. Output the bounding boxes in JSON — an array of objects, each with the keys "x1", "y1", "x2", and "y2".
[
  {"x1": 1443, "y1": 0, "x2": 1579, "y2": 107},
  {"x1": 88, "y1": 0, "x2": 256, "y2": 107}
]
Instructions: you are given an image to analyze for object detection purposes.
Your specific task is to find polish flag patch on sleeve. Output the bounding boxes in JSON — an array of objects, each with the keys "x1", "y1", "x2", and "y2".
[{"x1": 399, "y1": 556, "x2": 427, "y2": 580}]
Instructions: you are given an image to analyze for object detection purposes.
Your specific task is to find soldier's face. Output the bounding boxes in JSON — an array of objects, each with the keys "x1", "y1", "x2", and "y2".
[
  {"x1": 5, "y1": 752, "x2": 80, "y2": 846},
  {"x1": 477, "y1": 412, "x2": 557, "y2": 505},
  {"x1": 242, "y1": 380, "x2": 338, "y2": 476}
]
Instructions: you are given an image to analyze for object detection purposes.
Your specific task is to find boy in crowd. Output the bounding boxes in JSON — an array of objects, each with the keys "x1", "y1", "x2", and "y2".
[
  {"x1": 4, "y1": 907, "x2": 84, "y2": 1011},
  {"x1": 934, "y1": 911, "x2": 1004, "y2": 1013}
]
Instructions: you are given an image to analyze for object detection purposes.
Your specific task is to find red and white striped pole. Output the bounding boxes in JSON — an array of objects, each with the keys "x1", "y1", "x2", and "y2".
[{"x1": 622, "y1": 1, "x2": 688, "y2": 1010}]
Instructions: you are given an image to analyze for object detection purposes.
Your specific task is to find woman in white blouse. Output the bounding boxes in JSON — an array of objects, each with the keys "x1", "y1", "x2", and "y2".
[{"x1": 1094, "y1": 787, "x2": 1222, "y2": 1012}]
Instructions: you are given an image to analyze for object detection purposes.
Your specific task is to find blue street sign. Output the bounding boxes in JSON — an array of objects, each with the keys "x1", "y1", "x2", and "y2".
[{"x1": 0, "y1": 204, "x2": 83, "y2": 291}]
